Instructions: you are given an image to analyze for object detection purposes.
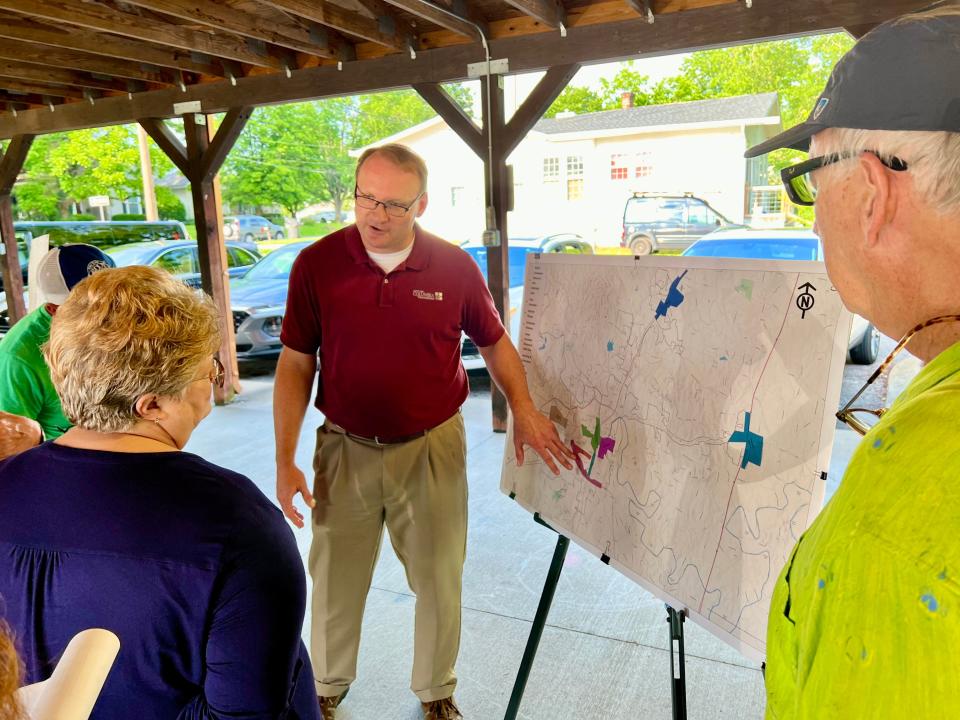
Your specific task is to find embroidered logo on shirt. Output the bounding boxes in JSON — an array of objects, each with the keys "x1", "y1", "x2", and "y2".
[{"x1": 413, "y1": 290, "x2": 443, "y2": 301}]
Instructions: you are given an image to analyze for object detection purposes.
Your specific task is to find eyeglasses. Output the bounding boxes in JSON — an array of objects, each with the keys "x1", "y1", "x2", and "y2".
[
  {"x1": 354, "y1": 186, "x2": 423, "y2": 218},
  {"x1": 780, "y1": 151, "x2": 908, "y2": 206},
  {"x1": 210, "y1": 356, "x2": 225, "y2": 389},
  {"x1": 836, "y1": 315, "x2": 960, "y2": 436}
]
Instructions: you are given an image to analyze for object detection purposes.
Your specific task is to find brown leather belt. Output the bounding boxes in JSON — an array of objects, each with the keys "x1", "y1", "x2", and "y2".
[
  {"x1": 324, "y1": 420, "x2": 426, "y2": 446},
  {"x1": 324, "y1": 412, "x2": 458, "y2": 446}
]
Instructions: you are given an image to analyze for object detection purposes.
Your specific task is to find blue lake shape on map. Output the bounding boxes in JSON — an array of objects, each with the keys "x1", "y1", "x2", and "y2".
[
  {"x1": 655, "y1": 269, "x2": 689, "y2": 320},
  {"x1": 729, "y1": 411, "x2": 764, "y2": 469}
]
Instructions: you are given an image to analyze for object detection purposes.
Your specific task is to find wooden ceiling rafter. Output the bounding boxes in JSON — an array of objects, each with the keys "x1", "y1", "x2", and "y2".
[
  {"x1": 0, "y1": 12, "x2": 229, "y2": 78},
  {"x1": 0, "y1": 0, "x2": 938, "y2": 131},
  {"x1": 0, "y1": 76, "x2": 90, "y2": 100},
  {"x1": 0, "y1": 60, "x2": 143, "y2": 93},
  {"x1": 0, "y1": 0, "x2": 285, "y2": 69},
  {"x1": 261, "y1": 0, "x2": 416, "y2": 51},
  {"x1": 380, "y1": 0, "x2": 486, "y2": 39},
  {"x1": 501, "y1": 0, "x2": 567, "y2": 28},
  {"x1": 0, "y1": 37, "x2": 178, "y2": 86},
  {"x1": 119, "y1": 0, "x2": 357, "y2": 61}
]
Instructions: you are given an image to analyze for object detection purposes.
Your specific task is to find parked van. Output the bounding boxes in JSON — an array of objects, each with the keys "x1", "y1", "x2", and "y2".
[{"x1": 3, "y1": 220, "x2": 190, "y2": 290}]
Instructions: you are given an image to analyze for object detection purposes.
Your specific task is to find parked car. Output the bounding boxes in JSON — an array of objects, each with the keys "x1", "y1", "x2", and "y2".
[
  {"x1": 459, "y1": 234, "x2": 591, "y2": 371},
  {"x1": 681, "y1": 228, "x2": 881, "y2": 364},
  {"x1": 620, "y1": 192, "x2": 739, "y2": 255},
  {"x1": 231, "y1": 241, "x2": 313, "y2": 360},
  {"x1": 107, "y1": 240, "x2": 260, "y2": 289},
  {"x1": 460, "y1": 233, "x2": 592, "y2": 287},
  {"x1": 3, "y1": 220, "x2": 192, "y2": 291},
  {"x1": 223, "y1": 214, "x2": 285, "y2": 242}
]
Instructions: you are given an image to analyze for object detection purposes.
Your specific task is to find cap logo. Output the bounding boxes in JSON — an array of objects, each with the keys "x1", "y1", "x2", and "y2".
[
  {"x1": 813, "y1": 97, "x2": 830, "y2": 120},
  {"x1": 86, "y1": 259, "x2": 111, "y2": 275}
]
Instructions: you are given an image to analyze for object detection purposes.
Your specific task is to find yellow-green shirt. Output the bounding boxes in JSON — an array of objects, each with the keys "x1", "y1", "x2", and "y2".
[{"x1": 765, "y1": 341, "x2": 960, "y2": 719}]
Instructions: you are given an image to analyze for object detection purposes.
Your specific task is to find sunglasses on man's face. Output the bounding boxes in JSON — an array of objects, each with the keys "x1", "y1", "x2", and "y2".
[
  {"x1": 780, "y1": 151, "x2": 908, "y2": 207},
  {"x1": 836, "y1": 315, "x2": 960, "y2": 436}
]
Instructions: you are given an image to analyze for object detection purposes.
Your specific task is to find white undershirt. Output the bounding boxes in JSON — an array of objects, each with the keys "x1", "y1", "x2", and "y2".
[{"x1": 366, "y1": 242, "x2": 414, "y2": 274}]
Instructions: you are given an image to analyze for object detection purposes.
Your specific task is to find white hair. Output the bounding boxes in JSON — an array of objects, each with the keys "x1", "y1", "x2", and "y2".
[{"x1": 813, "y1": 128, "x2": 960, "y2": 215}]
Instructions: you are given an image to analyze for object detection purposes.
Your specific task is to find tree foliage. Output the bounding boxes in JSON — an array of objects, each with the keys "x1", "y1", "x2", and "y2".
[
  {"x1": 12, "y1": 126, "x2": 173, "y2": 219},
  {"x1": 221, "y1": 85, "x2": 474, "y2": 218},
  {"x1": 546, "y1": 34, "x2": 854, "y2": 148}
]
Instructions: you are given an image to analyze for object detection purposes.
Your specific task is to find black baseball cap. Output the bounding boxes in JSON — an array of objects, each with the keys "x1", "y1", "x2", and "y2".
[{"x1": 745, "y1": 9, "x2": 960, "y2": 158}]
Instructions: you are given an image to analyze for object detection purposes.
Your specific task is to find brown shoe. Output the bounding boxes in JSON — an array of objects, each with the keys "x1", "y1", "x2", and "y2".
[
  {"x1": 422, "y1": 696, "x2": 463, "y2": 720},
  {"x1": 318, "y1": 689, "x2": 348, "y2": 720}
]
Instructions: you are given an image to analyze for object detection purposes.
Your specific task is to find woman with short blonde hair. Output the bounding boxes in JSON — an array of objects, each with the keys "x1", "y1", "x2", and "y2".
[{"x1": 0, "y1": 266, "x2": 320, "y2": 718}]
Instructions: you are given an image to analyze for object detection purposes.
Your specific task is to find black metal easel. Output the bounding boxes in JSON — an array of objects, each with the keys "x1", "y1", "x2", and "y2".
[{"x1": 503, "y1": 511, "x2": 688, "y2": 720}]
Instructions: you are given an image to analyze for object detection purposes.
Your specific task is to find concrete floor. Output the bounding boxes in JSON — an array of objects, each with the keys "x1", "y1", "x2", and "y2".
[{"x1": 185, "y1": 346, "x2": 910, "y2": 720}]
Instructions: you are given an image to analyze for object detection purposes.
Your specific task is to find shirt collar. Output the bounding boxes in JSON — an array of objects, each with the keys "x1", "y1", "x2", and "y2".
[{"x1": 345, "y1": 223, "x2": 432, "y2": 272}]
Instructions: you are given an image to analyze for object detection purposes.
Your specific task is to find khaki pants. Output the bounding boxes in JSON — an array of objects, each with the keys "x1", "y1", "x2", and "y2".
[{"x1": 309, "y1": 412, "x2": 468, "y2": 703}]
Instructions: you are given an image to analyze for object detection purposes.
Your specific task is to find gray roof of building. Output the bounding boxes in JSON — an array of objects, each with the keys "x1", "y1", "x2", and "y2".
[{"x1": 533, "y1": 92, "x2": 779, "y2": 135}]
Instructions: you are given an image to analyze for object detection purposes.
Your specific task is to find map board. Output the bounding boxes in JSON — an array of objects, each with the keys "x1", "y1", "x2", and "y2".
[{"x1": 501, "y1": 254, "x2": 851, "y2": 660}]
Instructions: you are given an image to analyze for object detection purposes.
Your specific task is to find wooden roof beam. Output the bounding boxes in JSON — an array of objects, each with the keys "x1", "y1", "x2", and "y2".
[
  {"x1": 380, "y1": 0, "x2": 485, "y2": 39},
  {"x1": 0, "y1": 76, "x2": 88, "y2": 100},
  {"x1": 0, "y1": 61, "x2": 138, "y2": 93},
  {"x1": 262, "y1": 0, "x2": 414, "y2": 51},
  {"x1": 0, "y1": 12, "x2": 227, "y2": 78},
  {"x1": 120, "y1": 0, "x2": 356, "y2": 61},
  {"x1": 0, "y1": 91, "x2": 69, "y2": 108},
  {"x1": 0, "y1": 0, "x2": 283, "y2": 69},
  {"x1": 0, "y1": 37, "x2": 176, "y2": 86},
  {"x1": 502, "y1": 0, "x2": 567, "y2": 28}
]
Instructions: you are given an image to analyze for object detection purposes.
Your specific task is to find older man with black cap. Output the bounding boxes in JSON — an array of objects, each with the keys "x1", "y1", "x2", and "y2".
[
  {"x1": 744, "y1": 6, "x2": 960, "y2": 719},
  {"x1": 0, "y1": 243, "x2": 114, "y2": 450}
]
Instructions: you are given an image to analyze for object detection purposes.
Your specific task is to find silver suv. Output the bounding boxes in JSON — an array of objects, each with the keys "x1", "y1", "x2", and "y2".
[{"x1": 620, "y1": 192, "x2": 738, "y2": 254}]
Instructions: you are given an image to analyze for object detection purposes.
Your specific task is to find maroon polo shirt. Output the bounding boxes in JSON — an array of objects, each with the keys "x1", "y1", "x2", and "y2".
[{"x1": 280, "y1": 224, "x2": 505, "y2": 439}]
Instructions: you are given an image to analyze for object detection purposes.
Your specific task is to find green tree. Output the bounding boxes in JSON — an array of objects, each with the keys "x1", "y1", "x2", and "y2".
[
  {"x1": 221, "y1": 85, "x2": 474, "y2": 221},
  {"x1": 46, "y1": 126, "x2": 172, "y2": 210},
  {"x1": 221, "y1": 103, "x2": 329, "y2": 218},
  {"x1": 597, "y1": 62, "x2": 653, "y2": 107},
  {"x1": 543, "y1": 85, "x2": 604, "y2": 118},
  {"x1": 155, "y1": 186, "x2": 186, "y2": 221}
]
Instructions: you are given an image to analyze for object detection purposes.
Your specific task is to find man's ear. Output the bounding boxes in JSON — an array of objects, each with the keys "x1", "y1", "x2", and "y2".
[
  {"x1": 416, "y1": 192, "x2": 429, "y2": 218},
  {"x1": 859, "y1": 152, "x2": 897, "y2": 248}
]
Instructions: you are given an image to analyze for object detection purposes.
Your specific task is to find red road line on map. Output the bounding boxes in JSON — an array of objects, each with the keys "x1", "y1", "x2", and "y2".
[{"x1": 697, "y1": 275, "x2": 800, "y2": 614}]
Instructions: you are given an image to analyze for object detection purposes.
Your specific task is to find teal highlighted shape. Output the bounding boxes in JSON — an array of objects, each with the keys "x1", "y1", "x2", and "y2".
[
  {"x1": 735, "y1": 278, "x2": 754, "y2": 300},
  {"x1": 729, "y1": 411, "x2": 764, "y2": 469},
  {"x1": 607, "y1": 340, "x2": 614, "y2": 352}
]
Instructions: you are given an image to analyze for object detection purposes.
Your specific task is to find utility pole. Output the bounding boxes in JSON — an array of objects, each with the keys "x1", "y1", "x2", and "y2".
[{"x1": 137, "y1": 124, "x2": 158, "y2": 221}]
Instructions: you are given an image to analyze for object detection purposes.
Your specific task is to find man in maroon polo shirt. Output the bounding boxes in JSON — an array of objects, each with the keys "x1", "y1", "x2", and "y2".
[{"x1": 274, "y1": 143, "x2": 572, "y2": 720}]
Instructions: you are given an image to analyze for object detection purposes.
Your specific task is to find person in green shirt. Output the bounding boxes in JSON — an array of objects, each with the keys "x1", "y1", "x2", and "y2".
[
  {"x1": 744, "y1": 7, "x2": 960, "y2": 718},
  {"x1": 0, "y1": 244, "x2": 113, "y2": 444}
]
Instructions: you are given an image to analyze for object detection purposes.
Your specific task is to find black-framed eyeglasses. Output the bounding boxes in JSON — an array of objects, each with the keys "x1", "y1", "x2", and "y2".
[
  {"x1": 211, "y1": 356, "x2": 225, "y2": 389},
  {"x1": 836, "y1": 315, "x2": 960, "y2": 436},
  {"x1": 354, "y1": 186, "x2": 423, "y2": 218},
  {"x1": 780, "y1": 151, "x2": 908, "y2": 207}
]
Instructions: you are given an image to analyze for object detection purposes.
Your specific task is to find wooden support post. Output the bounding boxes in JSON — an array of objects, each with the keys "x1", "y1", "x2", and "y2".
[
  {"x1": 0, "y1": 134, "x2": 33, "y2": 327},
  {"x1": 418, "y1": 65, "x2": 578, "y2": 431},
  {"x1": 142, "y1": 109, "x2": 251, "y2": 405},
  {"x1": 480, "y1": 74, "x2": 512, "y2": 431}
]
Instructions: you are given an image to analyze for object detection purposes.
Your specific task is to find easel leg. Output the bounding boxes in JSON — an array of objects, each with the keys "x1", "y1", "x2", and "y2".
[
  {"x1": 504, "y1": 532, "x2": 570, "y2": 720},
  {"x1": 666, "y1": 605, "x2": 688, "y2": 720}
]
